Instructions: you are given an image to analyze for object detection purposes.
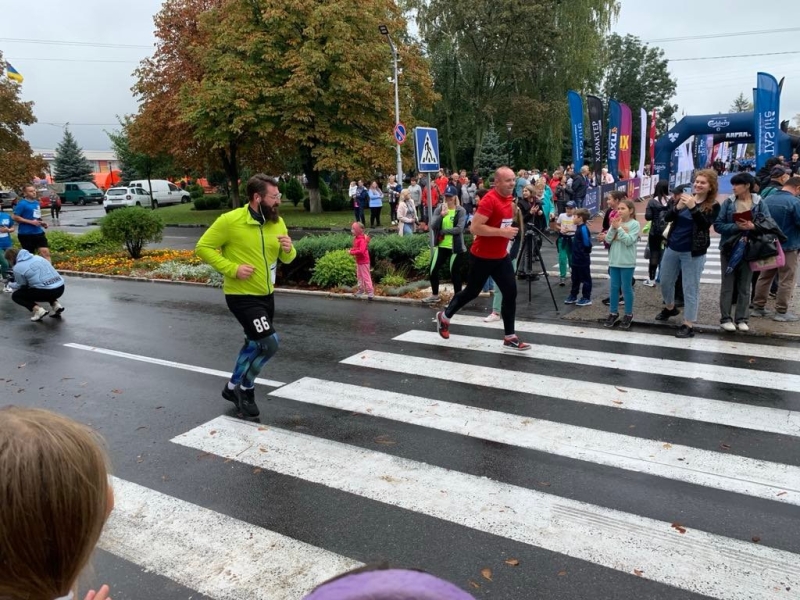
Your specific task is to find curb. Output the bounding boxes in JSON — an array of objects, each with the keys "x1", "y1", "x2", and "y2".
[{"x1": 57, "y1": 271, "x2": 800, "y2": 340}]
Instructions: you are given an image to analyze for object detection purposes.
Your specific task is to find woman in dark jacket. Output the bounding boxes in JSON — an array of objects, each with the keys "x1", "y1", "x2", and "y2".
[
  {"x1": 656, "y1": 169, "x2": 720, "y2": 338},
  {"x1": 422, "y1": 188, "x2": 468, "y2": 304},
  {"x1": 644, "y1": 180, "x2": 671, "y2": 286}
]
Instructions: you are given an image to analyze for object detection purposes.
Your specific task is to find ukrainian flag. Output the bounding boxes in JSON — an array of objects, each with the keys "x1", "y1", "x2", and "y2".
[{"x1": 6, "y1": 62, "x2": 23, "y2": 83}]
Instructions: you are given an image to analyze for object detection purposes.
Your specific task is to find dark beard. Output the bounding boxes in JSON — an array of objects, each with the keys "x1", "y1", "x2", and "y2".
[{"x1": 260, "y1": 202, "x2": 280, "y2": 223}]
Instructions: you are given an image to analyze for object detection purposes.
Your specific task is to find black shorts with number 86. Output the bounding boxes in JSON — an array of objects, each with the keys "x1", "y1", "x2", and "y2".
[{"x1": 226, "y1": 294, "x2": 276, "y2": 340}]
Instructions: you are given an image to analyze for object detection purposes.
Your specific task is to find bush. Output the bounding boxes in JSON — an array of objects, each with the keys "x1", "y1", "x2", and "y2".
[
  {"x1": 100, "y1": 207, "x2": 164, "y2": 259},
  {"x1": 309, "y1": 249, "x2": 356, "y2": 288},
  {"x1": 75, "y1": 229, "x2": 118, "y2": 251},
  {"x1": 285, "y1": 178, "x2": 304, "y2": 207},
  {"x1": 369, "y1": 234, "x2": 428, "y2": 265},
  {"x1": 188, "y1": 184, "x2": 205, "y2": 200},
  {"x1": 413, "y1": 248, "x2": 431, "y2": 272},
  {"x1": 380, "y1": 272, "x2": 407, "y2": 287},
  {"x1": 152, "y1": 260, "x2": 223, "y2": 287},
  {"x1": 193, "y1": 194, "x2": 224, "y2": 210},
  {"x1": 293, "y1": 233, "x2": 353, "y2": 261},
  {"x1": 46, "y1": 230, "x2": 78, "y2": 253}
]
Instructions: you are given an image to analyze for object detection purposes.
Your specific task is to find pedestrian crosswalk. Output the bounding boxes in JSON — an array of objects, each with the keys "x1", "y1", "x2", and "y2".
[
  {"x1": 551, "y1": 240, "x2": 724, "y2": 284},
  {"x1": 68, "y1": 319, "x2": 800, "y2": 600}
]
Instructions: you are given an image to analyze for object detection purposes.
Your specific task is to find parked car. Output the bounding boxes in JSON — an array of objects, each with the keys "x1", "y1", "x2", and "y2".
[
  {"x1": 36, "y1": 188, "x2": 54, "y2": 209},
  {"x1": 0, "y1": 190, "x2": 18, "y2": 209},
  {"x1": 55, "y1": 182, "x2": 104, "y2": 205},
  {"x1": 128, "y1": 180, "x2": 190, "y2": 208},
  {"x1": 103, "y1": 186, "x2": 153, "y2": 213}
]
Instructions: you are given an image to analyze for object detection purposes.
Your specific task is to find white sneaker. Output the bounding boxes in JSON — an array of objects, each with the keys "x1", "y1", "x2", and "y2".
[
  {"x1": 49, "y1": 301, "x2": 65, "y2": 317},
  {"x1": 2, "y1": 284, "x2": 12, "y2": 293},
  {"x1": 643, "y1": 279, "x2": 657, "y2": 288},
  {"x1": 30, "y1": 306, "x2": 48, "y2": 322},
  {"x1": 484, "y1": 312, "x2": 501, "y2": 323},
  {"x1": 720, "y1": 321, "x2": 736, "y2": 332},
  {"x1": 737, "y1": 322, "x2": 749, "y2": 332},
  {"x1": 422, "y1": 295, "x2": 441, "y2": 304}
]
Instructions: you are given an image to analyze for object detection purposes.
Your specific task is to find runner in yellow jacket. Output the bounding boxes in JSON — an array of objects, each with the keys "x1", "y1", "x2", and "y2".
[{"x1": 196, "y1": 174, "x2": 296, "y2": 418}]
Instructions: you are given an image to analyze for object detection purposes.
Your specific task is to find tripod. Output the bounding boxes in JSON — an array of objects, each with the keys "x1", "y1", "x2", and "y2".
[{"x1": 515, "y1": 223, "x2": 560, "y2": 311}]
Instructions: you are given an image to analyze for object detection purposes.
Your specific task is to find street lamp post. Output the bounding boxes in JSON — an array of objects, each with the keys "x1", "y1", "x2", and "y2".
[
  {"x1": 379, "y1": 25, "x2": 403, "y2": 184},
  {"x1": 506, "y1": 122, "x2": 513, "y2": 167}
]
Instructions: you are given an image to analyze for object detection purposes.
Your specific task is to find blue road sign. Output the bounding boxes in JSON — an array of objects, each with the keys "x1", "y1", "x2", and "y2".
[
  {"x1": 414, "y1": 127, "x2": 440, "y2": 172},
  {"x1": 394, "y1": 122, "x2": 406, "y2": 144}
]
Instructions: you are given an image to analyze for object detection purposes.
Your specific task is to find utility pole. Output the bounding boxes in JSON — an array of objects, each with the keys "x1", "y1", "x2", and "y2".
[{"x1": 380, "y1": 25, "x2": 403, "y2": 184}]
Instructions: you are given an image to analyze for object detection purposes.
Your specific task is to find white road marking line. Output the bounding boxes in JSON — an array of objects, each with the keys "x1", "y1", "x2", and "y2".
[
  {"x1": 341, "y1": 351, "x2": 800, "y2": 438},
  {"x1": 64, "y1": 343, "x2": 286, "y2": 388},
  {"x1": 394, "y1": 331, "x2": 800, "y2": 393},
  {"x1": 271, "y1": 377, "x2": 800, "y2": 505},
  {"x1": 452, "y1": 315, "x2": 800, "y2": 362},
  {"x1": 173, "y1": 416, "x2": 800, "y2": 600},
  {"x1": 102, "y1": 477, "x2": 361, "y2": 600}
]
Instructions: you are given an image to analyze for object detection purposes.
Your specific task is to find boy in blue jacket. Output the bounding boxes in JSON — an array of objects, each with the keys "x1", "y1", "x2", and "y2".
[
  {"x1": 5, "y1": 248, "x2": 65, "y2": 322},
  {"x1": 564, "y1": 209, "x2": 593, "y2": 306}
]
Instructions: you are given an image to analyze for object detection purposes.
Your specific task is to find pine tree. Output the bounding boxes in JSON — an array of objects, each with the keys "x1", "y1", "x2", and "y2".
[
  {"x1": 53, "y1": 129, "x2": 94, "y2": 182},
  {"x1": 475, "y1": 126, "x2": 506, "y2": 177}
]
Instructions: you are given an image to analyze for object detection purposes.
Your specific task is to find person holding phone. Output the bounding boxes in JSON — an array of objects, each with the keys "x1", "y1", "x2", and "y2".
[{"x1": 656, "y1": 169, "x2": 720, "y2": 338}]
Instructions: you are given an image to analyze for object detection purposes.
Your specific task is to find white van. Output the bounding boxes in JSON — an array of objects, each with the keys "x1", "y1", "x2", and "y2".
[{"x1": 129, "y1": 180, "x2": 190, "y2": 208}]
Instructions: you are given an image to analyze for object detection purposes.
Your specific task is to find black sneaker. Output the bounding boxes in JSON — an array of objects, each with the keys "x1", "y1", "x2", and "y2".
[
  {"x1": 222, "y1": 384, "x2": 239, "y2": 408},
  {"x1": 655, "y1": 307, "x2": 680, "y2": 321},
  {"x1": 619, "y1": 314, "x2": 633, "y2": 330},
  {"x1": 601, "y1": 297, "x2": 610, "y2": 306},
  {"x1": 236, "y1": 387, "x2": 260, "y2": 418},
  {"x1": 604, "y1": 313, "x2": 620, "y2": 328},
  {"x1": 675, "y1": 324, "x2": 695, "y2": 338}
]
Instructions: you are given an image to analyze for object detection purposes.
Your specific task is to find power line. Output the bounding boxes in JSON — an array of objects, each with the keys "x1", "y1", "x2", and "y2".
[
  {"x1": 0, "y1": 37, "x2": 151, "y2": 49},
  {"x1": 12, "y1": 57, "x2": 139, "y2": 64},
  {"x1": 669, "y1": 51, "x2": 800, "y2": 62},
  {"x1": 645, "y1": 27, "x2": 800, "y2": 43},
  {"x1": 39, "y1": 122, "x2": 120, "y2": 127}
]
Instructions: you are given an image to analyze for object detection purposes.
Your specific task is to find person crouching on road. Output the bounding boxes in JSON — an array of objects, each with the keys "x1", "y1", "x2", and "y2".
[
  {"x1": 350, "y1": 222, "x2": 373, "y2": 300},
  {"x1": 4, "y1": 248, "x2": 65, "y2": 322},
  {"x1": 423, "y1": 185, "x2": 468, "y2": 304}
]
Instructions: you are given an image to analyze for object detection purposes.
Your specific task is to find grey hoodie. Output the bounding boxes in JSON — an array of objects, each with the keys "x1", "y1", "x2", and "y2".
[{"x1": 11, "y1": 249, "x2": 64, "y2": 290}]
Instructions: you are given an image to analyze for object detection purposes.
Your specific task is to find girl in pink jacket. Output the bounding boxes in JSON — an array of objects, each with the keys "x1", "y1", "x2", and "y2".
[{"x1": 350, "y1": 222, "x2": 373, "y2": 300}]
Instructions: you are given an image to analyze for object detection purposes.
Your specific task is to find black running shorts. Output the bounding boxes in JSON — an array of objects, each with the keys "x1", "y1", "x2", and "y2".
[
  {"x1": 17, "y1": 233, "x2": 49, "y2": 253},
  {"x1": 225, "y1": 294, "x2": 276, "y2": 340}
]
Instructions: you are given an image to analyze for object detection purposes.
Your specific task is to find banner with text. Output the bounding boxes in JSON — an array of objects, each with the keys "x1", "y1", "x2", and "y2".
[
  {"x1": 649, "y1": 109, "x2": 657, "y2": 172},
  {"x1": 638, "y1": 108, "x2": 647, "y2": 177},
  {"x1": 607, "y1": 99, "x2": 621, "y2": 181},
  {"x1": 755, "y1": 72, "x2": 780, "y2": 170},
  {"x1": 567, "y1": 90, "x2": 585, "y2": 169},
  {"x1": 587, "y1": 95, "x2": 604, "y2": 181},
  {"x1": 619, "y1": 103, "x2": 633, "y2": 177}
]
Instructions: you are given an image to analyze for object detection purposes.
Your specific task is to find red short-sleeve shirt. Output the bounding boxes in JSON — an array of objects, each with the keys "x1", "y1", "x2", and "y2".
[{"x1": 470, "y1": 189, "x2": 515, "y2": 259}]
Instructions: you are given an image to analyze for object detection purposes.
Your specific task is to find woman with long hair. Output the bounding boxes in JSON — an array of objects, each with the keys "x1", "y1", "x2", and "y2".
[
  {"x1": 714, "y1": 171, "x2": 770, "y2": 332},
  {"x1": 644, "y1": 179, "x2": 671, "y2": 286},
  {"x1": 656, "y1": 169, "x2": 720, "y2": 338}
]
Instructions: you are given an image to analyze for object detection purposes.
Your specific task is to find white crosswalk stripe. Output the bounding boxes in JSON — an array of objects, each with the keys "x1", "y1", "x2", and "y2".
[
  {"x1": 551, "y1": 240, "x2": 724, "y2": 283},
  {"x1": 68, "y1": 321, "x2": 800, "y2": 600}
]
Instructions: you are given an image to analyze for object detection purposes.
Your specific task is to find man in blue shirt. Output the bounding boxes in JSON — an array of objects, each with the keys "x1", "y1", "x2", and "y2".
[{"x1": 13, "y1": 184, "x2": 50, "y2": 261}]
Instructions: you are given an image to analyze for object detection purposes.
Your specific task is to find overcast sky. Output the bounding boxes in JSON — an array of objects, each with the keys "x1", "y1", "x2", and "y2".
[{"x1": 3, "y1": 0, "x2": 798, "y2": 151}]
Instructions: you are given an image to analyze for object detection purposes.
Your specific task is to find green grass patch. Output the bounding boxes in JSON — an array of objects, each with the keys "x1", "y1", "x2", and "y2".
[{"x1": 153, "y1": 200, "x2": 392, "y2": 229}]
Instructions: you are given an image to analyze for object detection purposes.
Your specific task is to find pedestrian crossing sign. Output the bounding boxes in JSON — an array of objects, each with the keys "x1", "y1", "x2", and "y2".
[{"x1": 414, "y1": 127, "x2": 440, "y2": 172}]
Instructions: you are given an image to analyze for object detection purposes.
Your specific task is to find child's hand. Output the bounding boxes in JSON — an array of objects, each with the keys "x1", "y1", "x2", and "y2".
[
  {"x1": 610, "y1": 217, "x2": 621, "y2": 229},
  {"x1": 84, "y1": 585, "x2": 112, "y2": 600}
]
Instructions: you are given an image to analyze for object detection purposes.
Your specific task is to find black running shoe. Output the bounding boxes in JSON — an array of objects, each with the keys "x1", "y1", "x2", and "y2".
[
  {"x1": 236, "y1": 387, "x2": 260, "y2": 418},
  {"x1": 604, "y1": 313, "x2": 620, "y2": 328},
  {"x1": 655, "y1": 307, "x2": 680, "y2": 321},
  {"x1": 222, "y1": 385, "x2": 239, "y2": 408},
  {"x1": 675, "y1": 324, "x2": 695, "y2": 338}
]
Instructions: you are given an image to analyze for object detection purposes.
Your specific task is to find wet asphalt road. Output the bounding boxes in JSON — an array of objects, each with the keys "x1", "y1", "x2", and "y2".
[{"x1": 1, "y1": 276, "x2": 799, "y2": 600}]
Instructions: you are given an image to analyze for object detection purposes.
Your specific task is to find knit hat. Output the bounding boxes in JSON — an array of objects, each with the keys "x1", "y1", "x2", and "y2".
[
  {"x1": 304, "y1": 569, "x2": 475, "y2": 600},
  {"x1": 352, "y1": 222, "x2": 364, "y2": 235}
]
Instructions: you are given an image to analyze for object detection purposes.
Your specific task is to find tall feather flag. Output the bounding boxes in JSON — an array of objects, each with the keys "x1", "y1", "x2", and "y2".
[{"x1": 5, "y1": 61, "x2": 24, "y2": 83}]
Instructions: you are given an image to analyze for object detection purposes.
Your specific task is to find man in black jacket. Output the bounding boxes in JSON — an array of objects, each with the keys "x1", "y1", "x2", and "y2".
[{"x1": 571, "y1": 166, "x2": 589, "y2": 208}]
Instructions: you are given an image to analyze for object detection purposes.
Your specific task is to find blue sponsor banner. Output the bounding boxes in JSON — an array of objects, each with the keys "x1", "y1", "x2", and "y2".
[
  {"x1": 696, "y1": 135, "x2": 709, "y2": 169},
  {"x1": 607, "y1": 99, "x2": 621, "y2": 181},
  {"x1": 754, "y1": 72, "x2": 780, "y2": 170},
  {"x1": 567, "y1": 90, "x2": 585, "y2": 168},
  {"x1": 584, "y1": 186, "x2": 600, "y2": 216}
]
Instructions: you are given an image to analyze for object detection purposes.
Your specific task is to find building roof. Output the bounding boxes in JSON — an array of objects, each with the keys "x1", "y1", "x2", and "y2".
[{"x1": 32, "y1": 148, "x2": 118, "y2": 161}]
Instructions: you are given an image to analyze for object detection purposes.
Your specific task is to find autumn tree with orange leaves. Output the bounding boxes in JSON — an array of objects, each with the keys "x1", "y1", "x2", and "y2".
[{"x1": 133, "y1": 0, "x2": 435, "y2": 211}]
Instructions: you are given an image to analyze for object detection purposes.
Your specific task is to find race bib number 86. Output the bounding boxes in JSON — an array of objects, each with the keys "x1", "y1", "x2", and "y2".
[{"x1": 252, "y1": 316, "x2": 271, "y2": 333}]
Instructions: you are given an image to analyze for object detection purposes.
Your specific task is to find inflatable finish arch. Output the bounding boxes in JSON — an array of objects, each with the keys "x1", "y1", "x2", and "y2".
[{"x1": 654, "y1": 112, "x2": 794, "y2": 181}]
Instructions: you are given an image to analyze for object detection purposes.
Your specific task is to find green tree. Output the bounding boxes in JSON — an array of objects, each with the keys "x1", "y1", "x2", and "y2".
[
  {"x1": 107, "y1": 120, "x2": 139, "y2": 184},
  {"x1": 474, "y1": 126, "x2": 505, "y2": 176},
  {"x1": 408, "y1": 0, "x2": 618, "y2": 170},
  {"x1": 179, "y1": 0, "x2": 436, "y2": 212},
  {"x1": 599, "y1": 33, "x2": 677, "y2": 167},
  {"x1": 107, "y1": 118, "x2": 175, "y2": 204},
  {"x1": 53, "y1": 129, "x2": 94, "y2": 182},
  {"x1": 730, "y1": 92, "x2": 753, "y2": 113},
  {"x1": 0, "y1": 51, "x2": 47, "y2": 188}
]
